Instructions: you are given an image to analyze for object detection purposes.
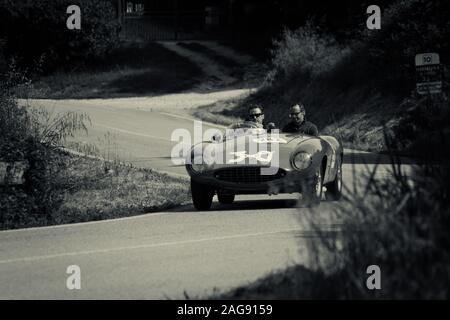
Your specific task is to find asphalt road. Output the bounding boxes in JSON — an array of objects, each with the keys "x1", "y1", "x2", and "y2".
[{"x1": 0, "y1": 98, "x2": 412, "y2": 299}]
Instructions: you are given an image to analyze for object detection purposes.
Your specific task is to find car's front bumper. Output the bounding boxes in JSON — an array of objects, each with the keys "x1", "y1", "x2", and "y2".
[{"x1": 189, "y1": 166, "x2": 316, "y2": 195}]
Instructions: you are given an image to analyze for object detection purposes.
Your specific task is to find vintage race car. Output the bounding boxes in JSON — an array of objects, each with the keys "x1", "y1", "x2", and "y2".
[{"x1": 185, "y1": 123, "x2": 343, "y2": 210}]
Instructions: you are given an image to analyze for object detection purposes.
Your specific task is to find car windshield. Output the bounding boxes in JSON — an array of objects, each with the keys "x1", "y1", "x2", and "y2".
[{"x1": 225, "y1": 123, "x2": 267, "y2": 139}]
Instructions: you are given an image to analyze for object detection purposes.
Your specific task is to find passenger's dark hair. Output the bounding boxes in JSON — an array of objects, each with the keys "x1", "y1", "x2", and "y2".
[
  {"x1": 248, "y1": 105, "x2": 264, "y2": 113},
  {"x1": 291, "y1": 103, "x2": 305, "y2": 114}
]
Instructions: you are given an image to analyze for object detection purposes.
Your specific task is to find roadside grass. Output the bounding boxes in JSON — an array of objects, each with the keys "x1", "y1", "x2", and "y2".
[
  {"x1": 193, "y1": 84, "x2": 400, "y2": 153},
  {"x1": 176, "y1": 42, "x2": 243, "y2": 78},
  {"x1": 195, "y1": 0, "x2": 450, "y2": 154},
  {"x1": 218, "y1": 40, "x2": 272, "y2": 62},
  {"x1": 176, "y1": 42, "x2": 269, "y2": 89},
  {"x1": 1, "y1": 151, "x2": 190, "y2": 230},
  {"x1": 209, "y1": 265, "x2": 333, "y2": 300},
  {"x1": 210, "y1": 141, "x2": 450, "y2": 299},
  {"x1": 18, "y1": 42, "x2": 204, "y2": 99},
  {"x1": 51, "y1": 153, "x2": 190, "y2": 227},
  {"x1": 179, "y1": 134, "x2": 449, "y2": 300},
  {"x1": 192, "y1": 45, "x2": 404, "y2": 152},
  {"x1": 1, "y1": 75, "x2": 190, "y2": 230}
]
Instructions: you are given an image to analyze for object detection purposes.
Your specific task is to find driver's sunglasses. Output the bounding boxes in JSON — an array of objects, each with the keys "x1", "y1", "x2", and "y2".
[
  {"x1": 290, "y1": 112, "x2": 302, "y2": 117},
  {"x1": 250, "y1": 113, "x2": 263, "y2": 118}
]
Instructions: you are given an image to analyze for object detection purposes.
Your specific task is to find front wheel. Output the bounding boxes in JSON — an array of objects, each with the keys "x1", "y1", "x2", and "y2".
[
  {"x1": 218, "y1": 193, "x2": 235, "y2": 204},
  {"x1": 325, "y1": 160, "x2": 343, "y2": 201},
  {"x1": 191, "y1": 179, "x2": 214, "y2": 210},
  {"x1": 303, "y1": 166, "x2": 323, "y2": 207}
]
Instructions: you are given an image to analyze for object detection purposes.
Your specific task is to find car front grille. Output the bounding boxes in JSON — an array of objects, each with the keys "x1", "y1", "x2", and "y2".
[{"x1": 214, "y1": 167, "x2": 286, "y2": 184}]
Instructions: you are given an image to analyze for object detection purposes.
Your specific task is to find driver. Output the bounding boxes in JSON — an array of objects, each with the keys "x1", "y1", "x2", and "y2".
[
  {"x1": 244, "y1": 105, "x2": 265, "y2": 129},
  {"x1": 282, "y1": 103, "x2": 318, "y2": 136}
]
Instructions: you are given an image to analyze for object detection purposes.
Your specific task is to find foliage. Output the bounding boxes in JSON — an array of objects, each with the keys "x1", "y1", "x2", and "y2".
[
  {"x1": 357, "y1": 0, "x2": 449, "y2": 94},
  {"x1": 267, "y1": 21, "x2": 350, "y2": 84},
  {"x1": 215, "y1": 0, "x2": 449, "y2": 153},
  {"x1": 392, "y1": 96, "x2": 450, "y2": 156},
  {"x1": 304, "y1": 152, "x2": 450, "y2": 298},
  {"x1": 0, "y1": 0, "x2": 119, "y2": 73},
  {"x1": 214, "y1": 144, "x2": 450, "y2": 299},
  {"x1": 0, "y1": 66, "x2": 90, "y2": 228},
  {"x1": 21, "y1": 42, "x2": 205, "y2": 99}
]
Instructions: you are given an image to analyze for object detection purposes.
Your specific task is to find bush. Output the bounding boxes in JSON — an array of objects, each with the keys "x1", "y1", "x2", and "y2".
[
  {"x1": 0, "y1": 67, "x2": 90, "y2": 229},
  {"x1": 360, "y1": 0, "x2": 450, "y2": 94},
  {"x1": 304, "y1": 149, "x2": 450, "y2": 298},
  {"x1": 225, "y1": 0, "x2": 449, "y2": 153},
  {"x1": 267, "y1": 21, "x2": 350, "y2": 84},
  {"x1": 217, "y1": 155, "x2": 450, "y2": 299},
  {"x1": 0, "y1": 0, "x2": 119, "y2": 73},
  {"x1": 392, "y1": 95, "x2": 450, "y2": 156}
]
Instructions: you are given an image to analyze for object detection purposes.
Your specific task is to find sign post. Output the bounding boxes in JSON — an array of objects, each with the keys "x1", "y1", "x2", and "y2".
[{"x1": 415, "y1": 53, "x2": 442, "y2": 95}]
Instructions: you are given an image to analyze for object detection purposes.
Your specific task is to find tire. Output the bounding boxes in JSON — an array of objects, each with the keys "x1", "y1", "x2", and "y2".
[
  {"x1": 303, "y1": 166, "x2": 324, "y2": 207},
  {"x1": 191, "y1": 179, "x2": 214, "y2": 210},
  {"x1": 325, "y1": 159, "x2": 343, "y2": 201},
  {"x1": 218, "y1": 193, "x2": 235, "y2": 204}
]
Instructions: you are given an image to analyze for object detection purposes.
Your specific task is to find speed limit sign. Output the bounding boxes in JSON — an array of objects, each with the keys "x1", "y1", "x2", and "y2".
[{"x1": 415, "y1": 53, "x2": 442, "y2": 95}]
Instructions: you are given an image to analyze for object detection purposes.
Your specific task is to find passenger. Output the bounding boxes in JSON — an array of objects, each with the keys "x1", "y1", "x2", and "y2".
[{"x1": 282, "y1": 103, "x2": 319, "y2": 136}]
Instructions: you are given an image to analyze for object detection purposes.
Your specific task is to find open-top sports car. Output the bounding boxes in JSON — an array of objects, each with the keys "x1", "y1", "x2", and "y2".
[{"x1": 185, "y1": 123, "x2": 343, "y2": 210}]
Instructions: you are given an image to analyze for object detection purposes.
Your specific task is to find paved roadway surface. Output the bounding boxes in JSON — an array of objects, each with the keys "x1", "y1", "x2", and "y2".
[{"x1": 0, "y1": 98, "x2": 412, "y2": 299}]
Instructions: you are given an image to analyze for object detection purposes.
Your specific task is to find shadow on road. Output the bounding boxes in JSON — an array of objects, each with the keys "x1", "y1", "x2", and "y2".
[
  {"x1": 344, "y1": 151, "x2": 416, "y2": 165},
  {"x1": 170, "y1": 197, "x2": 340, "y2": 213}
]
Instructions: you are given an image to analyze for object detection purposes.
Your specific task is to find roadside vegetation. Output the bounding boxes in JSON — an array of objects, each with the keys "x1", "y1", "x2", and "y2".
[
  {"x1": 176, "y1": 42, "x2": 244, "y2": 80},
  {"x1": 205, "y1": 0, "x2": 450, "y2": 300},
  {"x1": 0, "y1": 1, "x2": 194, "y2": 230},
  {"x1": 18, "y1": 42, "x2": 205, "y2": 99},
  {"x1": 211, "y1": 135, "x2": 450, "y2": 299},
  {"x1": 0, "y1": 74, "x2": 190, "y2": 230},
  {"x1": 0, "y1": 0, "x2": 119, "y2": 73},
  {"x1": 196, "y1": 0, "x2": 449, "y2": 155},
  {"x1": 0, "y1": 1, "x2": 204, "y2": 99},
  {"x1": 41, "y1": 155, "x2": 189, "y2": 229}
]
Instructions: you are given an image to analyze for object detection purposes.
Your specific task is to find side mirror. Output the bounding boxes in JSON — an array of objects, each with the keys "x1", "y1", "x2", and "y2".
[
  {"x1": 212, "y1": 133, "x2": 223, "y2": 143},
  {"x1": 267, "y1": 122, "x2": 276, "y2": 133}
]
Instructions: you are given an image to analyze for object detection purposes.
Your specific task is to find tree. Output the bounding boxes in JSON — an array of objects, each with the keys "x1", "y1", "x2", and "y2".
[{"x1": 0, "y1": 0, "x2": 119, "y2": 73}]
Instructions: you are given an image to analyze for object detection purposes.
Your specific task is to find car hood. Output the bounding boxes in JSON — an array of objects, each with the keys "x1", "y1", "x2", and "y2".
[{"x1": 191, "y1": 132, "x2": 317, "y2": 170}]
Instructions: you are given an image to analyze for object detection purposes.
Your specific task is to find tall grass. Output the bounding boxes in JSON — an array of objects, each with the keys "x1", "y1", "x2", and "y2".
[
  {"x1": 303, "y1": 143, "x2": 450, "y2": 298},
  {"x1": 0, "y1": 65, "x2": 93, "y2": 228},
  {"x1": 1, "y1": 63, "x2": 190, "y2": 230},
  {"x1": 213, "y1": 143, "x2": 450, "y2": 299}
]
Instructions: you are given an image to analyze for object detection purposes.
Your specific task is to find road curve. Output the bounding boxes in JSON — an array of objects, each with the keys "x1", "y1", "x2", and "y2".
[{"x1": 1, "y1": 98, "x2": 412, "y2": 299}]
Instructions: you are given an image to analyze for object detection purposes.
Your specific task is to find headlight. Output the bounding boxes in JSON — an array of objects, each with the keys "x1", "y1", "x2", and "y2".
[
  {"x1": 190, "y1": 155, "x2": 207, "y2": 173},
  {"x1": 189, "y1": 152, "x2": 214, "y2": 173},
  {"x1": 292, "y1": 152, "x2": 312, "y2": 170}
]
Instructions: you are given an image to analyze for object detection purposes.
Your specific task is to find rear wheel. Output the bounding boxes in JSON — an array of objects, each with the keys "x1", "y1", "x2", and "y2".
[
  {"x1": 325, "y1": 159, "x2": 343, "y2": 201},
  {"x1": 218, "y1": 193, "x2": 235, "y2": 204},
  {"x1": 191, "y1": 179, "x2": 214, "y2": 210}
]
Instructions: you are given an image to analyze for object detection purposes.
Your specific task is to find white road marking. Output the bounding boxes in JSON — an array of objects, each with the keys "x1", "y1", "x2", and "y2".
[
  {"x1": 95, "y1": 123, "x2": 170, "y2": 142},
  {"x1": 0, "y1": 211, "x2": 176, "y2": 234},
  {"x1": 0, "y1": 228, "x2": 303, "y2": 265},
  {"x1": 159, "y1": 112, "x2": 227, "y2": 129}
]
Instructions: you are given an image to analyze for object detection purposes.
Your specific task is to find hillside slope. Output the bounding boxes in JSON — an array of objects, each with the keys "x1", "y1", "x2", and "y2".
[{"x1": 197, "y1": 0, "x2": 449, "y2": 155}]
